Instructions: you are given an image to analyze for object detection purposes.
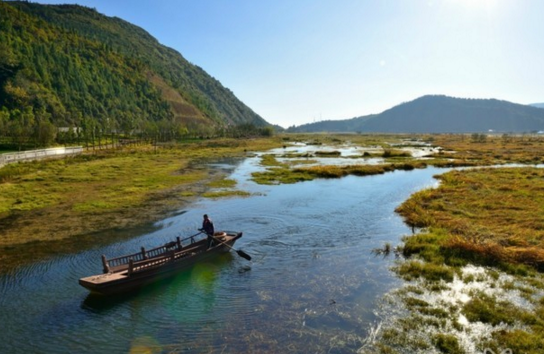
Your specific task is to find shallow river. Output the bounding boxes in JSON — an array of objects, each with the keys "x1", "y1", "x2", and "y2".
[{"x1": 0, "y1": 155, "x2": 448, "y2": 353}]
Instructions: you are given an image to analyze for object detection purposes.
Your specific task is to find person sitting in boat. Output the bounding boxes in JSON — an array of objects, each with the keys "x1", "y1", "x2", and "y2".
[{"x1": 200, "y1": 214, "x2": 215, "y2": 249}]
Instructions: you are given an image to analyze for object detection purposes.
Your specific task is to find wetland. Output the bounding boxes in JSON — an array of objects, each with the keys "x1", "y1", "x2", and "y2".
[{"x1": 1, "y1": 134, "x2": 544, "y2": 353}]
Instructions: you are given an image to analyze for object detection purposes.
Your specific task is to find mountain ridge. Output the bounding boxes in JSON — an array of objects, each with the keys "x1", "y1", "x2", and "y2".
[{"x1": 288, "y1": 95, "x2": 544, "y2": 133}]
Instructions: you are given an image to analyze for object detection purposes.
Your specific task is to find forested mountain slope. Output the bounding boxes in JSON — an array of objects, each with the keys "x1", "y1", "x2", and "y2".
[{"x1": 0, "y1": 1, "x2": 268, "y2": 147}]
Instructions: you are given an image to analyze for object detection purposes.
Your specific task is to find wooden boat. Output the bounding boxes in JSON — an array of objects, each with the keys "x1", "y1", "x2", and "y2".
[{"x1": 79, "y1": 231, "x2": 243, "y2": 295}]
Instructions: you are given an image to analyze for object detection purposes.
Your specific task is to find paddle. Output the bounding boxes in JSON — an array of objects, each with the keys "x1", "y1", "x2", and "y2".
[{"x1": 210, "y1": 233, "x2": 252, "y2": 261}]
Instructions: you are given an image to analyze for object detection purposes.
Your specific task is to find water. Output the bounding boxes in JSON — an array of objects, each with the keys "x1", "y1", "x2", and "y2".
[{"x1": 0, "y1": 156, "x2": 446, "y2": 353}]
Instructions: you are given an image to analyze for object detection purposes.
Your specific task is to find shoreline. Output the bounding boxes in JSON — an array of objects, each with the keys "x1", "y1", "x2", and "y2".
[
  {"x1": 0, "y1": 137, "x2": 284, "y2": 271},
  {"x1": 0, "y1": 163, "x2": 226, "y2": 272},
  {"x1": 370, "y1": 166, "x2": 544, "y2": 353}
]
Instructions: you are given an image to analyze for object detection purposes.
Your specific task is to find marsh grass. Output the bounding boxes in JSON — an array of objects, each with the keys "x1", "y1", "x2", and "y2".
[
  {"x1": 251, "y1": 160, "x2": 428, "y2": 185},
  {"x1": 430, "y1": 134, "x2": 544, "y2": 165},
  {"x1": 387, "y1": 165, "x2": 544, "y2": 353},
  {"x1": 377, "y1": 264, "x2": 544, "y2": 353},
  {"x1": 0, "y1": 137, "x2": 284, "y2": 247},
  {"x1": 382, "y1": 149, "x2": 411, "y2": 158},
  {"x1": 396, "y1": 167, "x2": 544, "y2": 271},
  {"x1": 287, "y1": 159, "x2": 318, "y2": 166},
  {"x1": 203, "y1": 178, "x2": 251, "y2": 198},
  {"x1": 202, "y1": 190, "x2": 251, "y2": 198},
  {"x1": 206, "y1": 178, "x2": 237, "y2": 188}
]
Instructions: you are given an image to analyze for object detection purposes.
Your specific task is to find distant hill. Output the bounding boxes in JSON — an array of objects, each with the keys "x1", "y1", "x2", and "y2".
[
  {"x1": 530, "y1": 103, "x2": 544, "y2": 109},
  {"x1": 288, "y1": 95, "x2": 544, "y2": 133},
  {"x1": 0, "y1": 2, "x2": 269, "y2": 147},
  {"x1": 288, "y1": 115, "x2": 375, "y2": 133}
]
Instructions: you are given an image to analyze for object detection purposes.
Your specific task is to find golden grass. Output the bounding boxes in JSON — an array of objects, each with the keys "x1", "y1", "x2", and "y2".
[
  {"x1": 397, "y1": 167, "x2": 544, "y2": 271},
  {"x1": 429, "y1": 134, "x2": 544, "y2": 165}
]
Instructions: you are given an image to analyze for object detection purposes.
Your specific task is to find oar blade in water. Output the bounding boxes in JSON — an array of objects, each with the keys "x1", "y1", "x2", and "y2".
[{"x1": 236, "y1": 250, "x2": 252, "y2": 261}]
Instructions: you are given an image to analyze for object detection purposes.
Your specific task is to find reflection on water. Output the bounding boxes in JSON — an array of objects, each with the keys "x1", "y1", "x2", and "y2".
[{"x1": 0, "y1": 152, "x2": 447, "y2": 353}]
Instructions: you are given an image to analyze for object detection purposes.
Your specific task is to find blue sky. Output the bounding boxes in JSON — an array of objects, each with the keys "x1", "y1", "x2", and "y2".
[{"x1": 33, "y1": 0, "x2": 544, "y2": 127}]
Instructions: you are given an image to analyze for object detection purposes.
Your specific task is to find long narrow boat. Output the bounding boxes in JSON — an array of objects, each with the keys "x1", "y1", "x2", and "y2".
[{"x1": 79, "y1": 231, "x2": 242, "y2": 295}]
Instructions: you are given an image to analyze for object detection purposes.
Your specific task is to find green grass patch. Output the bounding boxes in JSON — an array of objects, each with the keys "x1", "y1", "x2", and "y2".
[
  {"x1": 287, "y1": 159, "x2": 318, "y2": 166},
  {"x1": 396, "y1": 260, "x2": 455, "y2": 282},
  {"x1": 73, "y1": 200, "x2": 117, "y2": 212},
  {"x1": 251, "y1": 161, "x2": 428, "y2": 185},
  {"x1": 252, "y1": 167, "x2": 315, "y2": 185},
  {"x1": 202, "y1": 190, "x2": 251, "y2": 198},
  {"x1": 0, "y1": 137, "x2": 285, "y2": 246},
  {"x1": 383, "y1": 149, "x2": 412, "y2": 158},
  {"x1": 260, "y1": 154, "x2": 285, "y2": 167},
  {"x1": 206, "y1": 178, "x2": 237, "y2": 188},
  {"x1": 433, "y1": 334, "x2": 463, "y2": 354},
  {"x1": 179, "y1": 191, "x2": 195, "y2": 197}
]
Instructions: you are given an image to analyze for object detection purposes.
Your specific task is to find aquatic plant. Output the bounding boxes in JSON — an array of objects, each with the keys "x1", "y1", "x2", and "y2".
[
  {"x1": 315, "y1": 150, "x2": 342, "y2": 157},
  {"x1": 371, "y1": 264, "x2": 544, "y2": 353},
  {"x1": 382, "y1": 149, "x2": 411, "y2": 158}
]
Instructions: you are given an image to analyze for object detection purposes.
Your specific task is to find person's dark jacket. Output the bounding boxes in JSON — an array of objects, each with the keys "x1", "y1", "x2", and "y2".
[{"x1": 202, "y1": 218, "x2": 214, "y2": 235}]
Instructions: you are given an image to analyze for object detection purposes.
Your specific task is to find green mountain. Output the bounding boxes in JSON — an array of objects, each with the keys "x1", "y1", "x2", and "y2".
[
  {"x1": 0, "y1": 1, "x2": 269, "y2": 147},
  {"x1": 289, "y1": 95, "x2": 544, "y2": 133}
]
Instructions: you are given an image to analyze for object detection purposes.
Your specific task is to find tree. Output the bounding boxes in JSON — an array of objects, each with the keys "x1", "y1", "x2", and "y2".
[
  {"x1": 8, "y1": 108, "x2": 26, "y2": 150},
  {"x1": 33, "y1": 107, "x2": 56, "y2": 147},
  {"x1": 0, "y1": 106, "x2": 9, "y2": 137}
]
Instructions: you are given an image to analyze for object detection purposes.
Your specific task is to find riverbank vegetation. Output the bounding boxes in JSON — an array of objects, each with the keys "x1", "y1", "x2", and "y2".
[
  {"x1": 0, "y1": 137, "x2": 282, "y2": 269},
  {"x1": 252, "y1": 160, "x2": 428, "y2": 185},
  {"x1": 4, "y1": 133, "x2": 542, "y2": 249},
  {"x1": 370, "y1": 166, "x2": 544, "y2": 353},
  {"x1": 397, "y1": 167, "x2": 544, "y2": 271}
]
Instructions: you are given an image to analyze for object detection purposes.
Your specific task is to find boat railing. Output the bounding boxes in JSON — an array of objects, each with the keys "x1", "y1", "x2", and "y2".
[
  {"x1": 127, "y1": 249, "x2": 196, "y2": 276},
  {"x1": 102, "y1": 234, "x2": 205, "y2": 273}
]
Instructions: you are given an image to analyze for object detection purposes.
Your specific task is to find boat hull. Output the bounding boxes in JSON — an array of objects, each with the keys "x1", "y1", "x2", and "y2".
[{"x1": 79, "y1": 232, "x2": 242, "y2": 295}]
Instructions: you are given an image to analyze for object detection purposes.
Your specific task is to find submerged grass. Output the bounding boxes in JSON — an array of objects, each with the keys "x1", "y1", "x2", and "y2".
[{"x1": 373, "y1": 263, "x2": 544, "y2": 354}]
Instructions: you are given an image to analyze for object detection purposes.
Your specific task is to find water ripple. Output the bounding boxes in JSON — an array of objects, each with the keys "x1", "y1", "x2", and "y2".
[{"x1": 0, "y1": 166, "x2": 448, "y2": 353}]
